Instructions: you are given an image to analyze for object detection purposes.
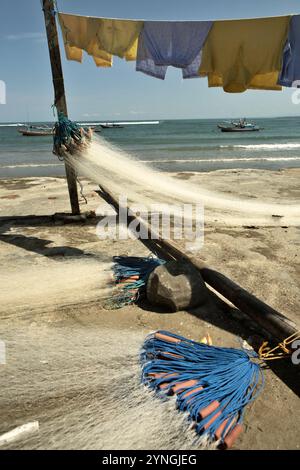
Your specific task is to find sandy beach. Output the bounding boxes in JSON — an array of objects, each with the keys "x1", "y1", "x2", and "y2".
[
  {"x1": 2, "y1": 0, "x2": 300, "y2": 458},
  {"x1": 0, "y1": 168, "x2": 299, "y2": 450}
]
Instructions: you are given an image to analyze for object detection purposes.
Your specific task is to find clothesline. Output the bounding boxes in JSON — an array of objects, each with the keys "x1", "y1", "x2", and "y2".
[
  {"x1": 56, "y1": 10, "x2": 300, "y2": 23},
  {"x1": 58, "y1": 12, "x2": 300, "y2": 93}
]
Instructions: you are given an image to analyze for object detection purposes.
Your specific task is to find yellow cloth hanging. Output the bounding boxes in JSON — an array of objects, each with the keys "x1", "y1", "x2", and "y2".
[
  {"x1": 58, "y1": 13, "x2": 144, "y2": 67},
  {"x1": 199, "y1": 16, "x2": 291, "y2": 92}
]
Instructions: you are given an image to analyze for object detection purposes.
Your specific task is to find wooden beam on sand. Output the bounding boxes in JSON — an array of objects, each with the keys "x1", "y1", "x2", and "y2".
[
  {"x1": 42, "y1": 0, "x2": 80, "y2": 215},
  {"x1": 97, "y1": 185, "x2": 297, "y2": 343}
]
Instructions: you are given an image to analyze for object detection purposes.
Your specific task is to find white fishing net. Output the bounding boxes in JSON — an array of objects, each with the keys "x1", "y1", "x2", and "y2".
[
  {"x1": 69, "y1": 135, "x2": 300, "y2": 227},
  {"x1": 0, "y1": 323, "x2": 214, "y2": 450}
]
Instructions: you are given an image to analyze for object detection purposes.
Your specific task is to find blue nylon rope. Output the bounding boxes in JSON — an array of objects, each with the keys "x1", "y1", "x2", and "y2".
[
  {"x1": 53, "y1": 112, "x2": 83, "y2": 149},
  {"x1": 141, "y1": 330, "x2": 264, "y2": 443},
  {"x1": 107, "y1": 256, "x2": 165, "y2": 308}
]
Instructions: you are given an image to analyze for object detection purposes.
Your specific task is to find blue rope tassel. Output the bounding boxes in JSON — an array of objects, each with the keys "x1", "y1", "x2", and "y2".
[
  {"x1": 141, "y1": 330, "x2": 264, "y2": 448},
  {"x1": 106, "y1": 256, "x2": 165, "y2": 309},
  {"x1": 53, "y1": 113, "x2": 91, "y2": 158}
]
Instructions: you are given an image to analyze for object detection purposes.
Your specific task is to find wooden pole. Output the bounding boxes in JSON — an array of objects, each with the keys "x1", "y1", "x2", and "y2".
[
  {"x1": 97, "y1": 185, "x2": 297, "y2": 343},
  {"x1": 42, "y1": 0, "x2": 80, "y2": 215}
]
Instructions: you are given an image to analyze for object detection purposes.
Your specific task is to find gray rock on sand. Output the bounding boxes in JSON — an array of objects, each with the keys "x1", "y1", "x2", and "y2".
[{"x1": 146, "y1": 260, "x2": 209, "y2": 312}]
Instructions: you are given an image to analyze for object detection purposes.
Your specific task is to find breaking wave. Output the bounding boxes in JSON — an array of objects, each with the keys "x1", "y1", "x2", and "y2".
[
  {"x1": 0, "y1": 163, "x2": 63, "y2": 169},
  {"x1": 141, "y1": 156, "x2": 300, "y2": 164},
  {"x1": 220, "y1": 143, "x2": 300, "y2": 151}
]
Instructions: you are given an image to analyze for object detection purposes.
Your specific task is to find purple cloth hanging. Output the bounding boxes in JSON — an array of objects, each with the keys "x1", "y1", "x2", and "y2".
[
  {"x1": 278, "y1": 15, "x2": 300, "y2": 87},
  {"x1": 136, "y1": 21, "x2": 213, "y2": 79}
]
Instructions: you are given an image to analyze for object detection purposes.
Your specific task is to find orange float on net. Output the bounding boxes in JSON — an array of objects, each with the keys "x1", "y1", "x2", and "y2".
[
  {"x1": 154, "y1": 333, "x2": 181, "y2": 344},
  {"x1": 203, "y1": 410, "x2": 222, "y2": 430},
  {"x1": 172, "y1": 379, "x2": 198, "y2": 394},
  {"x1": 199, "y1": 400, "x2": 220, "y2": 419},
  {"x1": 214, "y1": 416, "x2": 237, "y2": 441},
  {"x1": 182, "y1": 385, "x2": 204, "y2": 399},
  {"x1": 160, "y1": 351, "x2": 184, "y2": 359},
  {"x1": 148, "y1": 372, "x2": 178, "y2": 379},
  {"x1": 222, "y1": 424, "x2": 244, "y2": 449}
]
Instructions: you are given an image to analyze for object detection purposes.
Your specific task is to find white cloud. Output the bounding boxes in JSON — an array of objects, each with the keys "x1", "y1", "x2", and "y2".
[
  {"x1": 82, "y1": 113, "x2": 101, "y2": 118},
  {"x1": 5, "y1": 32, "x2": 45, "y2": 42},
  {"x1": 129, "y1": 110, "x2": 145, "y2": 115}
]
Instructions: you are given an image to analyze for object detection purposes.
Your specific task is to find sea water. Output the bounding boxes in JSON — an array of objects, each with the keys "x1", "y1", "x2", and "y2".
[{"x1": 0, "y1": 116, "x2": 300, "y2": 178}]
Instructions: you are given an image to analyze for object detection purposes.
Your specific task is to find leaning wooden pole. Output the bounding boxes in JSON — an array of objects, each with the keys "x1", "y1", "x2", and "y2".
[
  {"x1": 98, "y1": 185, "x2": 297, "y2": 343},
  {"x1": 42, "y1": 0, "x2": 80, "y2": 215}
]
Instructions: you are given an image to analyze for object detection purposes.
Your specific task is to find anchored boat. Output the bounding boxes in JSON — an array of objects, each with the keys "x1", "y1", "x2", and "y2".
[
  {"x1": 218, "y1": 119, "x2": 260, "y2": 132},
  {"x1": 18, "y1": 125, "x2": 54, "y2": 136},
  {"x1": 100, "y1": 123, "x2": 124, "y2": 129}
]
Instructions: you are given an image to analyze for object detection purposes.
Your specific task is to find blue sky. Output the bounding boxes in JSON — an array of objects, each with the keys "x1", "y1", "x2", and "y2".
[{"x1": 0, "y1": 0, "x2": 300, "y2": 122}]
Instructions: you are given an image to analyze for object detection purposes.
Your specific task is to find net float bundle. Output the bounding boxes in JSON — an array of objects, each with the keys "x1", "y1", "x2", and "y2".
[{"x1": 141, "y1": 331, "x2": 264, "y2": 449}]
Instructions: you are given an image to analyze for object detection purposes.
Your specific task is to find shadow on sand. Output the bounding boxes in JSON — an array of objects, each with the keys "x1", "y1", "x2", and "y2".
[{"x1": 0, "y1": 214, "x2": 299, "y2": 397}]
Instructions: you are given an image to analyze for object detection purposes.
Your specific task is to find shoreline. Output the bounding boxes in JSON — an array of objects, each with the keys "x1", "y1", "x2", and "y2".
[
  {"x1": 1, "y1": 114, "x2": 299, "y2": 123},
  {"x1": 1, "y1": 165, "x2": 300, "y2": 179}
]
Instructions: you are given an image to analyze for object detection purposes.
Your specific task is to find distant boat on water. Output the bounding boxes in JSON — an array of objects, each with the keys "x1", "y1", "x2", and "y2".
[
  {"x1": 100, "y1": 123, "x2": 124, "y2": 129},
  {"x1": 218, "y1": 119, "x2": 260, "y2": 132},
  {"x1": 17, "y1": 120, "x2": 160, "y2": 135},
  {"x1": 18, "y1": 124, "x2": 54, "y2": 136}
]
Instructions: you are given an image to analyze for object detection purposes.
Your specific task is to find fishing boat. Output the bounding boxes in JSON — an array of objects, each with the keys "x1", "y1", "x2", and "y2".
[
  {"x1": 18, "y1": 125, "x2": 54, "y2": 136},
  {"x1": 218, "y1": 119, "x2": 260, "y2": 132},
  {"x1": 100, "y1": 123, "x2": 124, "y2": 129}
]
